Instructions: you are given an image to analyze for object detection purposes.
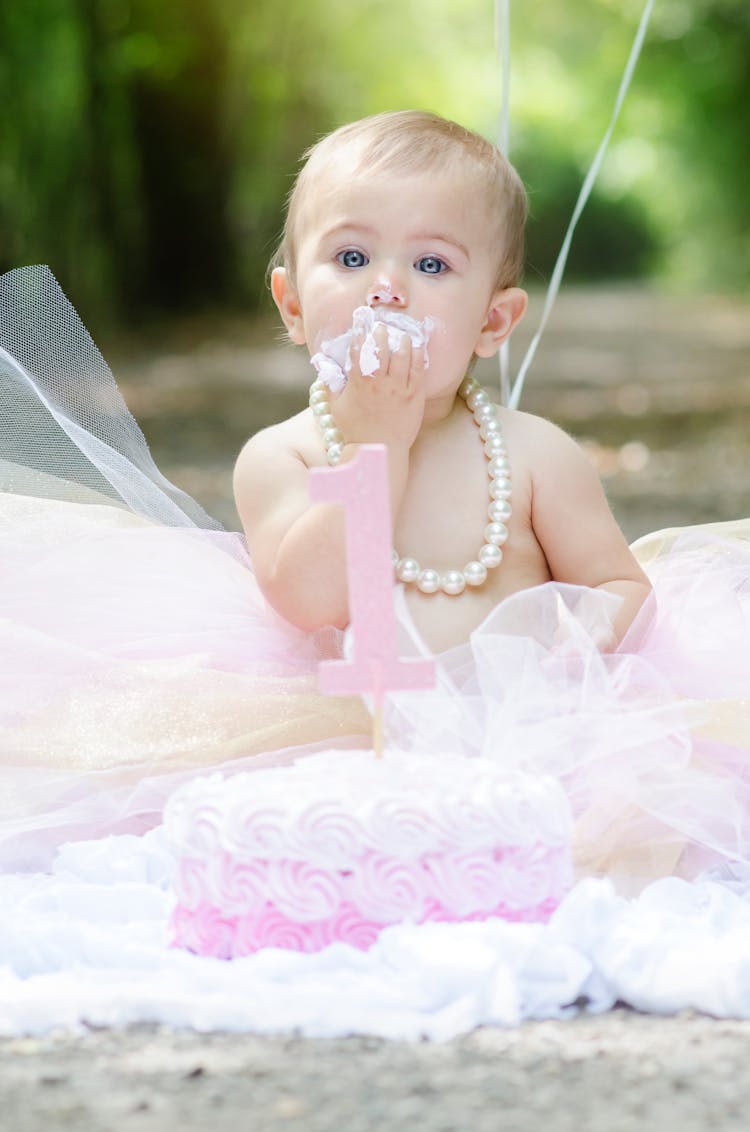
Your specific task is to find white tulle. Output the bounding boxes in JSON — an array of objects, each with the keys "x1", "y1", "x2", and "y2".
[{"x1": 0, "y1": 264, "x2": 221, "y2": 529}]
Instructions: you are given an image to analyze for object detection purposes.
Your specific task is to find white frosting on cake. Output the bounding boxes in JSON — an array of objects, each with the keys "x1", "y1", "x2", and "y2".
[
  {"x1": 167, "y1": 750, "x2": 572, "y2": 863},
  {"x1": 310, "y1": 308, "x2": 437, "y2": 393}
]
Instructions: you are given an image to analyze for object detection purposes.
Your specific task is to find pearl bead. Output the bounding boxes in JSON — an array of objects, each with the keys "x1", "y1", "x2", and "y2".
[
  {"x1": 441, "y1": 570, "x2": 466, "y2": 596},
  {"x1": 490, "y1": 476, "x2": 512, "y2": 500},
  {"x1": 466, "y1": 388, "x2": 490, "y2": 411},
  {"x1": 490, "y1": 498, "x2": 512, "y2": 521},
  {"x1": 327, "y1": 442, "x2": 344, "y2": 465},
  {"x1": 392, "y1": 549, "x2": 400, "y2": 567},
  {"x1": 485, "y1": 521, "x2": 509, "y2": 546},
  {"x1": 396, "y1": 557, "x2": 420, "y2": 583},
  {"x1": 488, "y1": 456, "x2": 510, "y2": 478},
  {"x1": 459, "y1": 376, "x2": 479, "y2": 398},
  {"x1": 484, "y1": 435, "x2": 505, "y2": 457},
  {"x1": 322, "y1": 427, "x2": 342, "y2": 447},
  {"x1": 488, "y1": 501, "x2": 510, "y2": 524},
  {"x1": 310, "y1": 389, "x2": 328, "y2": 407},
  {"x1": 310, "y1": 380, "x2": 326, "y2": 395},
  {"x1": 319, "y1": 413, "x2": 335, "y2": 430},
  {"x1": 417, "y1": 568, "x2": 441, "y2": 594},
  {"x1": 463, "y1": 560, "x2": 488, "y2": 586},
  {"x1": 473, "y1": 403, "x2": 498, "y2": 424},
  {"x1": 312, "y1": 400, "x2": 330, "y2": 417},
  {"x1": 484, "y1": 516, "x2": 506, "y2": 541},
  {"x1": 479, "y1": 419, "x2": 502, "y2": 442},
  {"x1": 479, "y1": 543, "x2": 503, "y2": 568}
]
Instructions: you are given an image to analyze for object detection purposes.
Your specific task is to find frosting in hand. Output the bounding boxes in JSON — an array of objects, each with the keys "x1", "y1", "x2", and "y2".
[{"x1": 310, "y1": 307, "x2": 437, "y2": 393}]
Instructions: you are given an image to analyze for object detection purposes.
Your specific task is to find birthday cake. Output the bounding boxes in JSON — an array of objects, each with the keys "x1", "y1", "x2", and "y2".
[{"x1": 166, "y1": 749, "x2": 574, "y2": 956}]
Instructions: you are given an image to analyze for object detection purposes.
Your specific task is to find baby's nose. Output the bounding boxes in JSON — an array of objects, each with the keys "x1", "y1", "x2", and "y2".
[{"x1": 366, "y1": 278, "x2": 406, "y2": 308}]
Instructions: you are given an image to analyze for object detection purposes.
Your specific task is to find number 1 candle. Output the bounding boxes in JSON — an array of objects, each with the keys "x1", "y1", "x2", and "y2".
[{"x1": 309, "y1": 444, "x2": 435, "y2": 756}]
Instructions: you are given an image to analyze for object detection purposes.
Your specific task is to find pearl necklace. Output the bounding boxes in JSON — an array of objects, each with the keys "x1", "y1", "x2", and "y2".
[{"x1": 308, "y1": 374, "x2": 511, "y2": 596}]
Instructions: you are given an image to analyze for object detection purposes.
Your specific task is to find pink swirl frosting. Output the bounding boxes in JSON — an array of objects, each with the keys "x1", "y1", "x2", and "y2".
[
  {"x1": 239, "y1": 906, "x2": 320, "y2": 952},
  {"x1": 174, "y1": 858, "x2": 209, "y2": 911},
  {"x1": 267, "y1": 858, "x2": 344, "y2": 921},
  {"x1": 169, "y1": 795, "x2": 224, "y2": 857},
  {"x1": 365, "y1": 796, "x2": 451, "y2": 858},
  {"x1": 327, "y1": 903, "x2": 384, "y2": 950},
  {"x1": 170, "y1": 902, "x2": 237, "y2": 960},
  {"x1": 421, "y1": 851, "x2": 503, "y2": 916},
  {"x1": 170, "y1": 886, "x2": 564, "y2": 958},
  {"x1": 288, "y1": 802, "x2": 363, "y2": 866},
  {"x1": 495, "y1": 844, "x2": 572, "y2": 908},
  {"x1": 349, "y1": 851, "x2": 428, "y2": 921},
  {"x1": 208, "y1": 853, "x2": 269, "y2": 916},
  {"x1": 433, "y1": 793, "x2": 498, "y2": 849},
  {"x1": 226, "y1": 805, "x2": 288, "y2": 857}
]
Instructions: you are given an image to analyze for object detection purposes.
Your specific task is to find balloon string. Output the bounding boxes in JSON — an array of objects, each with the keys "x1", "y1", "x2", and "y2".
[
  {"x1": 504, "y1": 0, "x2": 656, "y2": 407},
  {"x1": 495, "y1": 0, "x2": 511, "y2": 406}
]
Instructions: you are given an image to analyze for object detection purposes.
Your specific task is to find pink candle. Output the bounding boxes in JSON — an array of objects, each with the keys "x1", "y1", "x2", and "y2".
[{"x1": 309, "y1": 445, "x2": 435, "y2": 752}]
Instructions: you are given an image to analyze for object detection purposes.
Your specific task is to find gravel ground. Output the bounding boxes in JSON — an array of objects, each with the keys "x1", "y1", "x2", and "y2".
[
  {"x1": 5, "y1": 288, "x2": 750, "y2": 1130},
  {"x1": 3, "y1": 1011, "x2": 750, "y2": 1132}
]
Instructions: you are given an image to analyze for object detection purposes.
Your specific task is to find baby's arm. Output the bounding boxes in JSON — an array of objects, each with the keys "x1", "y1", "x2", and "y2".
[
  {"x1": 526, "y1": 415, "x2": 651, "y2": 647},
  {"x1": 234, "y1": 431, "x2": 351, "y2": 629},
  {"x1": 234, "y1": 327, "x2": 425, "y2": 631}
]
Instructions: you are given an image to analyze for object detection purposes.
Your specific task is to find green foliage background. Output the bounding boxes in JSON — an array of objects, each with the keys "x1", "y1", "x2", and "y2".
[{"x1": 0, "y1": 0, "x2": 747, "y2": 321}]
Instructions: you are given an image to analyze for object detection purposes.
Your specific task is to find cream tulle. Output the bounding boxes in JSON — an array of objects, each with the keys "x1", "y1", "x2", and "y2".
[{"x1": 2, "y1": 265, "x2": 750, "y2": 888}]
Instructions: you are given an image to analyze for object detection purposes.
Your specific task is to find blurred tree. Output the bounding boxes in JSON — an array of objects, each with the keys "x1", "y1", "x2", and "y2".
[
  {"x1": 518, "y1": 137, "x2": 658, "y2": 283},
  {"x1": 505, "y1": 0, "x2": 750, "y2": 288},
  {"x1": 640, "y1": 0, "x2": 750, "y2": 286},
  {"x1": 0, "y1": 0, "x2": 747, "y2": 322},
  {"x1": 0, "y1": 0, "x2": 235, "y2": 317},
  {"x1": 124, "y1": 0, "x2": 235, "y2": 310}
]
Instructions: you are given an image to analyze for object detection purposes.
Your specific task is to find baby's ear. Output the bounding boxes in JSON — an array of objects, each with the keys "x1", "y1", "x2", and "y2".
[
  {"x1": 271, "y1": 268, "x2": 306, "y2": 345},
  {"x1": 474, "y1": 287, "x2": 527, "y2": 358}
]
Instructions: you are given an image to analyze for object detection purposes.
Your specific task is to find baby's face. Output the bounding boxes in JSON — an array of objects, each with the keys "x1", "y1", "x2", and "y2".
[{"x1": 287, "y1": 165, "x2": 503, "y2": 397}]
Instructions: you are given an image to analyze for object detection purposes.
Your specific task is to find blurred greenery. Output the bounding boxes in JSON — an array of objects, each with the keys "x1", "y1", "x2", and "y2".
[{"x1": 0, "y1": 0, "x2": 748, "y2": 322}]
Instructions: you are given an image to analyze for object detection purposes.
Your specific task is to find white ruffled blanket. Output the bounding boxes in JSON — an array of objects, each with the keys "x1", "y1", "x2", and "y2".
[{"x1": 3, "y1": 829, "x2": 750, "y2": 1041}]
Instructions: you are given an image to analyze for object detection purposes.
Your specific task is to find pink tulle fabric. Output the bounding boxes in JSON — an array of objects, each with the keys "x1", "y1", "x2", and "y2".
[{"x1": 2, "y1": 266, "x2": 750, "y2": 896}]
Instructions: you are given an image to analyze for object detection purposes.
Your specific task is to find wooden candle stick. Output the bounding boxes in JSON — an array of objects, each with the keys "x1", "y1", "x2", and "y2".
[{"x1": 309, "y1": 445, "x2": 435, "y2": 757}]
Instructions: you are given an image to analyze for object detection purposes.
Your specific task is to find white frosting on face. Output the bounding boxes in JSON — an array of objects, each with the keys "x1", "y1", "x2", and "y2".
[{"x1": 310, "y1": 307, "x2": 437, "y2": 393}]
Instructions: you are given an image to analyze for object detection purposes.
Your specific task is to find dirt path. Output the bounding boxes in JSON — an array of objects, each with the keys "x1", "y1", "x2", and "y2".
[{"x1": 3, "y1": 1011, "x2": 750, "y2": 1131}]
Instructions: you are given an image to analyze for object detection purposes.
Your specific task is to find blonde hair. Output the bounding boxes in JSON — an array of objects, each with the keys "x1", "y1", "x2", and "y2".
[{"x1": 271, "y1": 110, "x2": 527, "y2": 291}]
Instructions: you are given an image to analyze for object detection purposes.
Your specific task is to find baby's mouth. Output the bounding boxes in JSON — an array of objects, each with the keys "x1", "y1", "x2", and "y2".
[{"x1": 310, "y1": 307, "x2": 438, "y2": 393}]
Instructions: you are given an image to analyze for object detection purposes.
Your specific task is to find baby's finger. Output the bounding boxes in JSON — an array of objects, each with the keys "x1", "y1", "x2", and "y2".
[
  {"x1": 388, "y1": 330, "x2": 412, "y2": 381},
  {"x1": 408, "y1": 342, "x2": 426, "y2": 383},
  {"x1": 345, "y1": 325, "x2": 366, "y2": 377},
  {"x1": 369, "y1": 322, "x2": 391, "y2": 375}
]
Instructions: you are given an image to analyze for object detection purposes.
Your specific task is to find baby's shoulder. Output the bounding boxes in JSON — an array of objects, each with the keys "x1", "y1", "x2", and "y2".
[
  {"x1": 235, "y1": 409, "x2": 315, "y2": 468},
  {"x1": 497, "y1": 408, "x2": 597, "y2": 487},
  {"x1": 233, "y1": 411, "x2": 319, "y2": 508},
  {"x1": 498, "y1": 407, "x2": 582, "y2": 456}
]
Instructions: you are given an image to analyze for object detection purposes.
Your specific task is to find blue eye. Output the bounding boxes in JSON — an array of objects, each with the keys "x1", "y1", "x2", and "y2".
[
  {"x1": 416, "y1": 256, "x2": 447, "y2": 275},
  {"x1": 337, "y1": 249, "x2": 369, "y2": 269}
]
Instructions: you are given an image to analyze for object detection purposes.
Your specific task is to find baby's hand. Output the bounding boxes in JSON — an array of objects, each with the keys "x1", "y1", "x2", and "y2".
[{"x1": 333, "y1": 322, "x2": 426, "y2": 451}]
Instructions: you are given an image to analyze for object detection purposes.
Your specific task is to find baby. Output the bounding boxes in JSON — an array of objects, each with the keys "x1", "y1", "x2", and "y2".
[{"x1": 234, "y1": 110, "x2": 650, "y2": 654}]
